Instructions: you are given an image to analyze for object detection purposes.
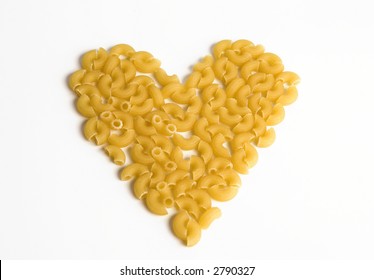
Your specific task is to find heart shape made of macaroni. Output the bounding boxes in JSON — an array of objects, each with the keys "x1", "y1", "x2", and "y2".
[{"x1": 68, "y1": 40, "x2": 300, "y2": 246}]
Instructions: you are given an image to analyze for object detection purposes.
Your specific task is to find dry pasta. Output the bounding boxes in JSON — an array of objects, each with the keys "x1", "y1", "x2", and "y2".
[{"x1": 69, "y1": 39, "x2": 299, "y2": 247}]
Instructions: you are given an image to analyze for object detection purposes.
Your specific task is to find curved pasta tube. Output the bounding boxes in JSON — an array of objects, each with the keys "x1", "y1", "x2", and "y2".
[
  {"x1": 83, "y1": 119, "x2": 110, "y2": 146},
  {"x1": 171, "y1": 88, "x2": 196, "y2": 104},
  {"x1": 226, "y1": 49, "x2": 252, "y2": 66},
  {"x1": 76, "y1": 94, "x2": 96, "y2": 117},
  {"x1": 154, "y1": 68, "x2": 179, "y2": 86},
  {"x1": 213, "y1": 39, "x2": 231, "y2": 59},
  {"x1": 151, "y1": 147, "x2": 169, "y2": 163},
  {"x1": 187, "y1": 96, "x2": 203, "y2": 114},
  {"x1": 172, "y1": 114, "x2": 198, "y2": 132},
  {"x1": 136, "y1": 135, "x2": 156, "y2": 154},
  {"x1": 133, "y1": 172, "x2": 151, "y2": 199},
  {"x1": 151, "y1": 134, "x2": 173, "y2": 155},
  {"x1": 255, "y1": 127, "x2": 276, "y2": 148},
  {"x1": 190, "y1": 155, "x2": 205, "y2": 180},
  {"x1": 134, "y1": 116, "x2": 157, "y2": 136},
  {"x1": 208, "y1": 185, "x2": 239, "y2": 202},
  {"x1": 110, "y1": 44, "x2": 135, "y2": 57},
  {"x1": 99, "y1": 111, "x2": 114, "y2": 125},
  {"x1": 198, "y1": 207, "x2": 221, "y2": 229},
  {"x1": 81, "y1": 49, "x2": 102, "y2": 71},
  {"x1": 233, "y1": 114, "x2": 254, "y2": 134},
  {"x1": 131, "y1": 51, "x2": 161, "y2": 73},
  {"x1": 161, "y1": 103, "x2": 185, "y2": 120},
  {"x1": 252, "y1": 115, "x2": 267, "y2": 137},
  {"x1": 202, "y1": 85, "x2": 226, "y2": 110},
  {"x1": 226, "y1": 98, "x2": 250, "y2": 115},
  {"x1": 277, "y1": 86, "x2": 298, "y2": 105},
  {"x1": 188, "y1": 68, "x2": 215, "y2": 89},
  {"x1": 82, "y1": 70, "x2": 102, "y2": 85},
  {"x1": 75, "y1": 84, "x2": 101, "y2": 97},
  {"x1": 165, "y1": 169, "x2": 189, "y2": 186},
  {"x1": 108, "y1": 129, "x2": 135, "y2": 148},
  {"x1": 174, "y1": 178, "x2": 195, "y2": 198},
  {"x1": 104, "y1": 145, "x2": 126, "y2": 165},
  {"x1": 193, "y1": 55, "x2": 214, "y2": 71},
  {"x1": 226, "y1": 77, "x2": 246, "y2": 98},
  {"x1": 164, "y1": 161, "x2": 178, "y2": 173},
  {"x1": 130, "y1": 98, "x2": 153, "y2": 116},
  {"x1": 130, "y1": 144, "x2": 154, "y2": 165},
  {"x1": 80, "y1": 70, "x2": 104, "y2": 86},
  {"x1": 110, "y1": 68, "x2": 125, "y2": 90},
  {"x1": 197, "y1": 141, "x2": 213, "y2": 163},
  {"x1": 213, "y1": 57, "x2": 238, "y2": 84},
  {"x1": 258, "y1": 97, "x2": 273, "y2": 119},
  {"x1": 240, "y1": 60, "x2": 260, "y2": 81},
  {"x1": 218, "y1": 169, "x2": 241, "y2": 187},
  {"x1": 175, "y1": 197, "x2": 200, "y2": 220},
  {"x1": 90, "y1": 94, "x2": 114, "y2": 113},
  {"x1": 187, "y1": 189, "x2": 211, "y2": 211},
  {"x1": 148, "y1": 84, "x2": 164, "y2": 108},
  {"x1": 120, "y1": 163, "x2": 148, "y2": 181},
  {"x1": 130, "y1": 85, "x2": 148, "y2": 105},
  {"x1": 172, "y1": 211, "x2": 189, "y2": 241},
  {"x1": 232, "y1": 149, "x2": 249, "y2": 174},
  {"x1": 145, "y1": 189, "x2": 167, "y2": 215},
  {"x1": 200, "y1": 104, "x2": 219, "y2": 124},
  {"x1": 207, "y1": 124, "x2": 233, "y2": 140},
  {"x1": 243, "y1": 142, "x2": 258, "y2": 168},
  {"x1": 207, "y1": 157, "x2": 233, "y2": 174},
  {"x1": 248, "y1": 92, "x2": 262, "y2": 114},
  {"x1": 266, "y1": 103, "x2": 285, "y2": 126},
  {"x1": 266, "y1": 80, "x2": 284, "y2": 101},
  {"x1": 112, "y1": 111, "x2": 134, "y2": 129},
  {"x1": 161, "y1": 82, "x2": 184, "y2": 99},
  {"x1": 248, "y1": 73, "x2": 274, "y2": 93},
  {"x1": 160, "y1": 123, "x2": 177, "y2": 136},
  {"x1": 102, "y1": 55, "x2": 120, "y2": 75},
  {"x1": 150, "y1": 162, "x2": 166, "y2": 185},
  {"x1": 120, "y1": 60, "x2": 136, "y2": 83},
  {"x1": 83, "y1": 117, "x2": 98, "y2": 142},
  {"x1": 170, "y1": 147, "x2": 189, "y2": 171},
  {"x1": 276, "y1": 71, "x2": 300, "y2": 86},
  {"x1": 212, "y1": 133, "x2": 230, "y2": 158},
  {"x1": 112, "y1": 84, "x2": 136, "y2": 99},
  {"x1": 197, "y1": 174, "x2": 226, "y2": 189},
  {"x1": 69, "y1": 69, "x2": 86, "y2": 91},
  {"x1": 173, "y1": 134, "x2": 200, "y2": 150},
  {"x1": 235, "y1": 85, "x2": 251, "y2": 107},
  {"x1": 258, "y1": 52, "x2": 284, "y2": 75},
  {"x1": 193, "y1": 118, "x2": 212, "y2": 142},
  {"x1": 231, "y1": 132, "x2": 255, "y2": 151},
  {"x1": 218, "y1": 107, "x2": 242, "y2": 126},
  {"x1": 186, "y1": 219, "x2": 201, "y2": 247}
]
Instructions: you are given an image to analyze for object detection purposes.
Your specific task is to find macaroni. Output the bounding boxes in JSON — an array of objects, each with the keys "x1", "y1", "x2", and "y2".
[{"x1": 69, "y1": 40, "x2": 299, "y2": 246}]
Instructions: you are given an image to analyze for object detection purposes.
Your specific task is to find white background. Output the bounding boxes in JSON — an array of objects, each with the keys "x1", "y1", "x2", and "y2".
[{"x1": 0, "y1": 0, "x2": 373, "y2": 260}]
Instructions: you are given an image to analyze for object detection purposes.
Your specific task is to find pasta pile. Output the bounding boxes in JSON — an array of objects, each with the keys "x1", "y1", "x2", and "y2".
[{"x1": 69, "y1": 40, "x2": 299, "y2": 246}]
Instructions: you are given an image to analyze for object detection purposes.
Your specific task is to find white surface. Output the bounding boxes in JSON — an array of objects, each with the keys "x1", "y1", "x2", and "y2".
[{"x1": 0, "y1": 0, "x2": 373, "y2": 259}]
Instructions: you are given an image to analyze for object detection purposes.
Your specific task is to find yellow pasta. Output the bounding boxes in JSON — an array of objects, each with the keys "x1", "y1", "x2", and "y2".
[
  {"x1": 104, "y1": 145, "x2": 126, "y2": 166},
  {"x1": 76, "y1": 94, "x2": 96, "y2": 117},
  {"x1": 120, "y1": 163, "x2": 148, "y2": 181},
  {"x1": 133, "y1": 172, "x2": 151, "y2": 199},
  {"x1": 190, "y1": 155, "x2": 205, "y2": 180},
  {"x1": 172, "y1": 134, "x2": 200, "y2": 150},
  {"x1": 146, "y1": 189, "x2": 167, "y2": 215},
  {"x1": 198, "y1": 207, "x2": 221, "y2": 229},
  {"x1": 69, "y1": 40, "x2": 299, "y2": 247}
]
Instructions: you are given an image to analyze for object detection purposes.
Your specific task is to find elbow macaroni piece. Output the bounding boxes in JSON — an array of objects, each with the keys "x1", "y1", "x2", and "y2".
[{"x1": 69, "y1": 39, "x2": 299, "y2": 247}]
